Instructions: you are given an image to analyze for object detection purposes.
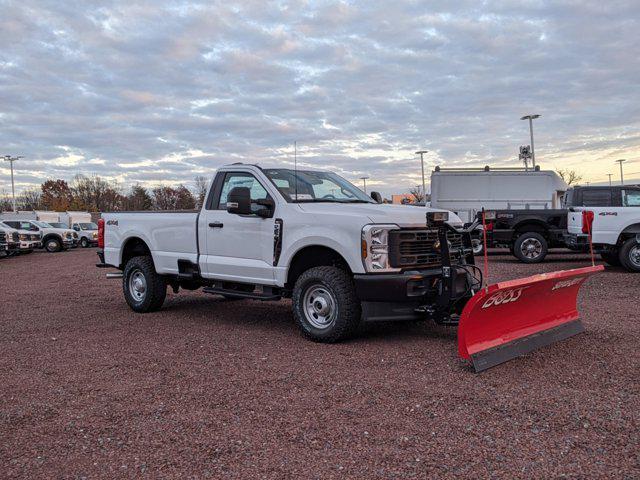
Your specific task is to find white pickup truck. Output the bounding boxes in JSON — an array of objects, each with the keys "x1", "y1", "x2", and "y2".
[
  {"x1": 98, "y1": 164, "x2": 481, "y2": 342},
  {"x1": 566, "y1": 187, "x2": 640, "y2": 272}
]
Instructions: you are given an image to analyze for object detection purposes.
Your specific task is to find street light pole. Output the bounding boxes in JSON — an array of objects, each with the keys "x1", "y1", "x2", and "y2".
[
  {"x1": 3, "y1": 155, "x2": 23, "y2": 212},
  {"x1": 415, "y1": 150, "x2": 428, "y2": 205},
  {"x1": 520, "y1": 115, "x2": 540, "y2": 169},
  {"x1": 615, "y1": 159, "x2": 626, "y2": 185},
  {"x1": 360, "y1": 175, "x2": 369, "y2": 193},
  {"x1": 607, "y1": 173, "x2": 613, "y2": 186}
]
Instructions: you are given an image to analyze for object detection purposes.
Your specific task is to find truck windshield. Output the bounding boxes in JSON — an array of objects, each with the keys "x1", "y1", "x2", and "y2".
[
  {"x1": 263, "y1": 169, "x2": 374, "y2": 203},
  {"x1": 79, "y1": 222, "x2": 98, "y2": 230},
  {"x1": 33, "y1": 221, "x2": 52, "y2": 228},
  {"x1": 49, "y1": 223, "x2": 66, "y2": 228}
]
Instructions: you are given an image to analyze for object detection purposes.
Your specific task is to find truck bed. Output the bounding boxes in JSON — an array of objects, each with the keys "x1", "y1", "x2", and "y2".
[{"x1": 102, "y1": 211, "x2": 199, "y2": 274}]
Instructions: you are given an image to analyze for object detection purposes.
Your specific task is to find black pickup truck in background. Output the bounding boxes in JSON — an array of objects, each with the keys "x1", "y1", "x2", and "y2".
[{"x1": 478, "y1": 185, "x2": 640, "y2": 263}]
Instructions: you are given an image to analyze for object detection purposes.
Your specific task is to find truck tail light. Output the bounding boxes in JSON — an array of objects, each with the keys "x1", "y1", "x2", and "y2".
[
  {"x1": 485, "y1": 221, "x2": 494, "y2": 232},
  {"x1": 98, "y1": 218, "x2": 105, "y2": 248},
  {"x1": 581, "y1": 211, "x2": 594, "y2": 234}
]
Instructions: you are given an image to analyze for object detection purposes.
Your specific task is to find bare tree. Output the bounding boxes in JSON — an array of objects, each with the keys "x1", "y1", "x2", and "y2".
[
  {"x1": 194, "y1": 176, "x2": 209, "y2": 208},
  {"x1": 557, "y1": 169, "x2": 583, "y2": 186},
  {"x1": 409, "y1": 186, "x2": 425, "y2": 203},
  {"x1": 18, "y1": 188, "x2": 43, "y2": 210},
  {"x1": 152, "y1": 185, "x2": 196, "y2": 210}
]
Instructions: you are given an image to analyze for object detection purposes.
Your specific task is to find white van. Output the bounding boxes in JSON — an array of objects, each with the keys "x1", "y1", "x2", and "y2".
[{"x1": 430, "y1": 166, "x2": 569, "y2": 223}]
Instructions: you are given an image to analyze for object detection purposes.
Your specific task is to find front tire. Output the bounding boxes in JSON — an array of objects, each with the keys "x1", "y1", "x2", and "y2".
[
  {"x1": 292, "y1": 266, "x2": 361, "y2": 343},
  {"x1": 44, "y1": 237, "x2": 62, "y2": 253},
  {"x1": 619, "y1": 239, "x2": 640, "y2": 272},
  {"x1": 123, "y1": 256, "x2": 167, "y2": 312},
  {"x1": 513, "y1": 232, "x2": 548, "y2": 263},
  {"x1": 80, "y1": 237, "x2": 89, "y2": 248}
]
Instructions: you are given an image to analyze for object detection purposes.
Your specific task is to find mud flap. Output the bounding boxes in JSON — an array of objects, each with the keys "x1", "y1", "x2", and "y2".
[{"x1": 458, "y1": 265, "x2": 604, "y2": 372}]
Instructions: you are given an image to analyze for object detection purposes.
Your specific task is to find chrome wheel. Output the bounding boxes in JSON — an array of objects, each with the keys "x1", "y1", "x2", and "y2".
[
  {"x1": 629, "y1": 245, "x2": 640, "y2": 268},
  {"x1": 128, "y1": 270, "x2": 147, "y2": 302},
  {"x1": 303, "y1": 285, "x2": 338, "y2": 330},
  {"x1": 46, "y1": 240, "x2": 58, "y2": 252},
  {"x1": 520, "y1": 238, "x2": 542, "y2": 259}
]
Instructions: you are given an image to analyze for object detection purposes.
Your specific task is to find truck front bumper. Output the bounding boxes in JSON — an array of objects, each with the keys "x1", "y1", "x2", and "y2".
[{"x1": 354, "y1": 266, "x2": 474, "y2": 322}]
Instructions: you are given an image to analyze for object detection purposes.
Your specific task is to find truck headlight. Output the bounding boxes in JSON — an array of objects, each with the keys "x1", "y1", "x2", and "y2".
[
  {"x1": 361, "y1": 224, "x2": 400, "y2": 272},
  {"x1": 92, "y1": 232, "x2": 98, "y2": 239},
  {"x1": 19, "y1": 234, "x2": 28, "y2": 241}
]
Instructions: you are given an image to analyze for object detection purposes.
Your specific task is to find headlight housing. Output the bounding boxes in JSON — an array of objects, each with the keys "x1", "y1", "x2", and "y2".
[
  {"x1": 361, "y1": 224, "x2": 400, "y2": 272},
  {"x1": 19, "y1": 234, "x2": 28, "y2": 241}
]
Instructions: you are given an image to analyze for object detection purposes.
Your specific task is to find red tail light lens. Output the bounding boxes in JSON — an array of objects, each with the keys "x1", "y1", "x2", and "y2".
[
  {"x1": 485, "y1": 221, "x2": 494, "y2": 232},
  {"x1": 98, "y1": 218, "x2": 105, "y2": 248},
  {"x1": 582, "y1": 211, "x2": 594, "y2": 234}
]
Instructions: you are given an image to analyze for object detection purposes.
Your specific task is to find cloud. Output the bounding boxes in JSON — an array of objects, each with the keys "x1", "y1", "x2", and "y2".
[{"x1": 1, "y1": 0, "x2": 639, "y2": 198}]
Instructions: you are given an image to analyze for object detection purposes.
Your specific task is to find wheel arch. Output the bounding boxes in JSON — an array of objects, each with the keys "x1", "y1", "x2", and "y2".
[
  {"x1": 120, "y1": 236, "x2": 153, "y2": 269},
  {"x1": 285, "y1": 245, "x2": 352, "y2": 289},
  {"x1": 512, "y1": 220, "x2": 550, "y2": 239},
  {"x1": 42, "y1": 233, "x2": 62, "y2": 243},
  {"x1": 618, "y1": 222, "x2": 640, "y2": 243}
]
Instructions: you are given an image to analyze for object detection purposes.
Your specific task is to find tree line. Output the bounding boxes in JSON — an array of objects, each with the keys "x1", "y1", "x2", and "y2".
[{"x1": 0, "y1": 174, "x2": 209, "y2": 212}]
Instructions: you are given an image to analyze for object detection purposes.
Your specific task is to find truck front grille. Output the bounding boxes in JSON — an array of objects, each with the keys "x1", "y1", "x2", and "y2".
[
  {"x1": 0, "y1": 232, "x2": 5, "y2": 243},
  {"x1": 389, "y1": 229, "x2": 466, "y2": 268}
]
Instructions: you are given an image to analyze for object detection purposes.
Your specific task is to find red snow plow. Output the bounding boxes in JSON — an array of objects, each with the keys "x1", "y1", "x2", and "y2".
[{"x1": 458, "y1": 265, "x2": 603, "y2": 372}]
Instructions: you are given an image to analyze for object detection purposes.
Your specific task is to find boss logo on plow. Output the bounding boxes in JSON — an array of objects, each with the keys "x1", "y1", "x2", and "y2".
[
  {"x1": 552, "y1": 277, "x2": 585, "y2": 290},
  {"x1": 481, "y1": 287, "x2": 529, "y2": 309}
]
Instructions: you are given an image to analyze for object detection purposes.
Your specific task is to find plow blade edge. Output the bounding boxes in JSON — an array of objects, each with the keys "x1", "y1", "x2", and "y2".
[{"x1": 458, "y1": 265, "x2": 603, "y2": 372}]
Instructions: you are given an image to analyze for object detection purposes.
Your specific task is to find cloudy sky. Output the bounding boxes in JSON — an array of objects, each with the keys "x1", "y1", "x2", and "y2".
[{"x1": 1, "y1": 0, "x2": 639, "y2": 197}]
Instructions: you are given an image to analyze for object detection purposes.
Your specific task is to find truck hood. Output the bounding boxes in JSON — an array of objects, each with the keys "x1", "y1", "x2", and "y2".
[{"x1": 297, "y1": 203, "x2": 463, "y2": 228}]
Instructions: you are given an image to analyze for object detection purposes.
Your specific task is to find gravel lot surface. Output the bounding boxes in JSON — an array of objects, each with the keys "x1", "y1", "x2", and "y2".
[{"x1": 1, "y1": 249, "x2": 638, "y2": 478}]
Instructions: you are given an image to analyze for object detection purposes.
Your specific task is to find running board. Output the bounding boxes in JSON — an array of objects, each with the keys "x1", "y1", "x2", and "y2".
[{"x1": 202, "y1": 286, "x2": 281, "y2": 301}]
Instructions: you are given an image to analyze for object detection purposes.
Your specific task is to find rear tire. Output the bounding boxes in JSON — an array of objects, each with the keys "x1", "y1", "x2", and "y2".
[
  {"x1": 600, "y1": 251, "x2": 621, "y2": 267},
  {"x1": 123, "y1": 256, "x2": 167, "y2": 312},
  {"x1": 513, "y1": 232, "x2": 548, "y2": 263},
  {"x1": 44, "y1": 237, "x2": 62, "y2": 253},
  {"x1": 619, "y1": 239, "x2": 640, "y2": 272},
  {"x1": 293, "y1": 266, "x2": 361, "y2": 343}
]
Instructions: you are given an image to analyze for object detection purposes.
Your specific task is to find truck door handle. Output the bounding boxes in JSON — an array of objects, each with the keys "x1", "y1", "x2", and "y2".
[{"x1": 209, "y1": 222, "x2": 224, "y2": 228}]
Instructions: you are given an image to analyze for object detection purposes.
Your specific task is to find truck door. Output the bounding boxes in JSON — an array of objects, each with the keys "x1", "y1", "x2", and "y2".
[{"x1": 200, "y1": 171, "x2": 277, "y2": 285}]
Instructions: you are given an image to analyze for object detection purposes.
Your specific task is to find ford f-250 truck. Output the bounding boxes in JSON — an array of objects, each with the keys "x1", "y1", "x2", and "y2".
[
  {"x1": 97, "y1": 164, "x2": 481, "y2": 342},
  {"x1": 566, "y1": 187, "x2": 640, "y2": 272}
]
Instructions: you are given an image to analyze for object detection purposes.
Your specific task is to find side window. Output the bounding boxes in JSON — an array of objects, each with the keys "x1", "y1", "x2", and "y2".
[
  {"x1": 622, "y1": 189, "x2": 640, "y2": 207},
  {"x1": 217, "y1": 173, "x2": 270, "y2": 212},
  {"x1": 581, "y1": 190, "x2": 612, "y2": 206}
]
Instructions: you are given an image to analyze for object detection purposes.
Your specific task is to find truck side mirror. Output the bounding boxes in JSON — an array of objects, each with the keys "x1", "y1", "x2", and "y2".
[
  {"x1": 255, "y1": 198, "x2": 275, "y2": 218},
  {"x1": 227, "y1": 187, "x2": 252, "y2": 215},
  {"x1": 370, "y1": 191, "x2": 383, "y2": 204}
]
